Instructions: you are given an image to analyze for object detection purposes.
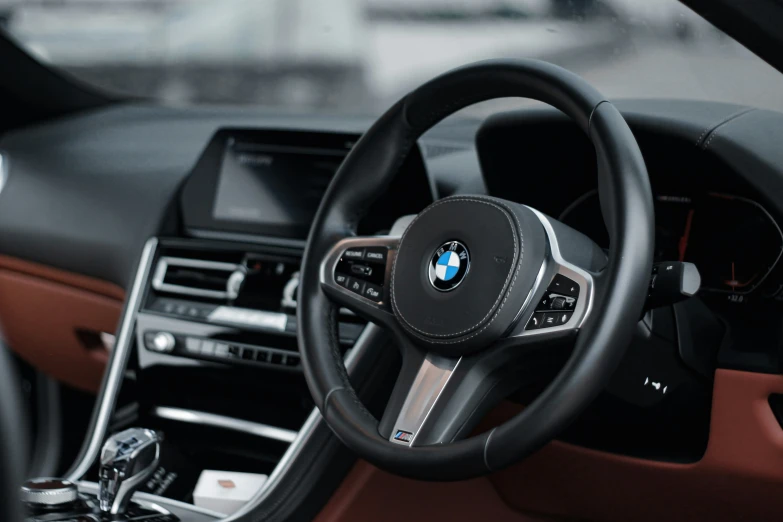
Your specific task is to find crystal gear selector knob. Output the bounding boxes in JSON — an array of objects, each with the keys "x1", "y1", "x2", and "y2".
[{"x1": 98, "y1": 428, "x2": 161, "y2": 515}]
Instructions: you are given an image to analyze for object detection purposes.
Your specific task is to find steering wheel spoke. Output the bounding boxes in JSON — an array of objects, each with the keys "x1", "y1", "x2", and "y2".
[
  {"x1": 502, "y1": 207, "x2": 599, "y2": 342},
  {"x1": 319, "y1": 235, "x2": 400, "y2": 329},
  {"x1": 378, "y1": 344, "x2": 458, "y2": 446},
  {"x1": 378, "y1": 336, "x2": 549, "y2": 447}
]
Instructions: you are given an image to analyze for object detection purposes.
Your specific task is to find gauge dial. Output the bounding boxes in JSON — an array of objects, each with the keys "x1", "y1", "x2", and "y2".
[
  {"x1": 560, "y1": 191, "x2": 783, "y2": 297},
  {"x1": 676, "y1": 193, "x2": 783, "y2": 295}
]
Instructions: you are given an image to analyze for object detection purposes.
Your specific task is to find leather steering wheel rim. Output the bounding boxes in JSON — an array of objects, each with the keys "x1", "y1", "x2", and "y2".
[{"x1": 298, "y1": 59, "x2": 654, "y2": 480}]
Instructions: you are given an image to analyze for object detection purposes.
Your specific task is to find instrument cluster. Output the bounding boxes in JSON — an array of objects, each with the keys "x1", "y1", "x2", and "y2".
[{"x1": 561, "y1": 190, "x2": 783, "y2": 307}]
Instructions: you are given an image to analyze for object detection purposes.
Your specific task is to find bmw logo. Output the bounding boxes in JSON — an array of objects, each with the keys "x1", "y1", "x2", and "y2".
[{"x1": 428, "y1": 241, "x2": 470, "y2": 292}]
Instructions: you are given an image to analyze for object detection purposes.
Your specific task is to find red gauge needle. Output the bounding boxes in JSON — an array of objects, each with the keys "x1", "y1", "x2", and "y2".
[
  {"x1": 678, "y1": 209, "x2": 695, "y2": 262},
  {"x1": 724, "y1": 261, "x2": 759, "y2": 290}
]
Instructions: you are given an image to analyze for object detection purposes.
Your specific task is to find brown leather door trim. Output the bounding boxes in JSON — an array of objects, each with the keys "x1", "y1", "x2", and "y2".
[
  {"x1": 316, "y1": 369, "x2": 783, "y2": 522},
  {"x1": 0, "y1": 256, "x2": 125, "y2": 393},
  {"x1": 0, "y1": 254, "x2": 125, "y2": 301}
]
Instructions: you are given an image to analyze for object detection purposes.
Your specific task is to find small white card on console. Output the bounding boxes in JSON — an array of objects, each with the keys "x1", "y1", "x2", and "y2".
[{"x1": 193, "y1": 470, "x2": 268, "y2": 515}]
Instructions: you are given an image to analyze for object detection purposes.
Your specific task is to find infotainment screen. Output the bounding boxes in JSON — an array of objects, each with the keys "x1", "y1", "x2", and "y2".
[
  {"x1": 180, "y1": 128, "x2": 433, "y2": 239},
  {"x1": 212, "y1": 138, "x2": 342, "y2": 227}
]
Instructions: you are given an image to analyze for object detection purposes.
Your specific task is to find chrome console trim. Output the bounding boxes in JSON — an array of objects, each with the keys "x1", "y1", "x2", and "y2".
[
  {"x1": 223, "y1": 324, "x2": 377, "y2": 521},
  {"x1": 152, "y1": 407, "x2": 298, "y2": 444},
  {"x1": 207, "y1": 306, "x2": 287, "y2": 332},
  {"x1": 66, "y1": 237, "x2": 159, "y2": 481},
  {"x1": 78, "y1": 481, "x2": 225, "y2": 520},
  {"x1": 67, "y1": 237, "x2": 375, "y2": 520},
  {"x1": 0, "y1": 152, "x2": 7, "y2": 198}
]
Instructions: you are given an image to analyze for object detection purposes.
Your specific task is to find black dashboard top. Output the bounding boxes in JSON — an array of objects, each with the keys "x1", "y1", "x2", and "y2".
[
  {"x1": 0, "y1": 104, "x2": 464, "y2": 286},
  {"x1": 2, "y1": 99, "x2": 783, "y2": 308}
]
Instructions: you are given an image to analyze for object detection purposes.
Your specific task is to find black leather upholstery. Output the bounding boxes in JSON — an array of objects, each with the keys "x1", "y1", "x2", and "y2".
[{"x1": 297, "y1": 59, "x2": 654, "y2": 480}]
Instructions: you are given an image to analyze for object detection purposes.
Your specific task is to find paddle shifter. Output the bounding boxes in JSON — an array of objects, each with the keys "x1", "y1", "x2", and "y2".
[{"x1": 98, "y1": 428, "x2": 161, "y2": 515}]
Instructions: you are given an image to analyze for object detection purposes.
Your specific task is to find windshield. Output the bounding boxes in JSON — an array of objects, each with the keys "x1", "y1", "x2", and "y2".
[{"x1": 3, "y1": 0, "x2": 782, "y2": 115}]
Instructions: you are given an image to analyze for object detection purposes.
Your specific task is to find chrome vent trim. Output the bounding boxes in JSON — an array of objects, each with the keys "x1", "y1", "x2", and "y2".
[{"x1": 151, "y1": 256, "x2": 243, "y2": 300}]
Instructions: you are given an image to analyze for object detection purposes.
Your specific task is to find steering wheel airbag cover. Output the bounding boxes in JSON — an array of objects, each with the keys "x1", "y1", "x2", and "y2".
[{"x1": 391, "y1": 196, "x2": 546, "y2": 354}]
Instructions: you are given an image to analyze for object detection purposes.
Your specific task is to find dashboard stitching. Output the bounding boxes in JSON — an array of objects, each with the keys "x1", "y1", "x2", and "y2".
[
  {"x1": 391, "y1": 196, "x2": 523, "y2": 342},
  {"x1": 694, "y1": 126, "x2": 712, "y2": 147},
  {"x1": 699, "y1": 108, "x2": 755, "y2": 149}
]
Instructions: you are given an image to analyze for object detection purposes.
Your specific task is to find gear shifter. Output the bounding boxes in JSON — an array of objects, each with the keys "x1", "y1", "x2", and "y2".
[{"x1": 98, "y1": 428, "x2": 161, "y2": 515}]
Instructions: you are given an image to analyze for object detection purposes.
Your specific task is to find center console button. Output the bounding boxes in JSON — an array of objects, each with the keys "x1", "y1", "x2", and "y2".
[
  {"x1": 200, "y1": 340, "x2": 216, "y2": 355},
  {"x1": 20, "y1": 478, "x2": 79, "y2": 508},
  {"x1": 214, "y1": 343, "x2": 229, "y2": 356},
  {"x1": 185, "y1": 337, "x2": 202, "y2": 354},
  {"x1": 150, "y1": 332, "x2": 175, "y2": 353},
  {"x1": 343, "y1": 248, "x2": 365, "y2": 260}
]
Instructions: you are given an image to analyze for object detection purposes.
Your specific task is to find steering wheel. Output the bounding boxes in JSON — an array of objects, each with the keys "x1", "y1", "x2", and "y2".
[{"x1": 298, "y1": 59, "x2": 654, "y2": 480}]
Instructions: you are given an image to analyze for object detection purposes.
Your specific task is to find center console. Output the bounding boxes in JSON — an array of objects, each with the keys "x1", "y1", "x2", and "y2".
[{"x1": 24, "y1": 128, "x2": 432, "y2": 521}]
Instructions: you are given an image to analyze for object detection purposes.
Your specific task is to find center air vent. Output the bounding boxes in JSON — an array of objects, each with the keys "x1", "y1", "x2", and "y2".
[{"x1": 152, "y1": 257, "x2": 245, "y2": 300}]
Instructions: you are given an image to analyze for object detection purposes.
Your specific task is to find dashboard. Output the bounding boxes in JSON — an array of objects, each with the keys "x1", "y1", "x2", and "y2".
[{"x1": 3, "y1": 97, "x2": 783, "y2": 520}]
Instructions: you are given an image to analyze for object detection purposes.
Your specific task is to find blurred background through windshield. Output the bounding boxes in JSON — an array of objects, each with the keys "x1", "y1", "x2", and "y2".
[{"x1": 2, "y1": 0, "x2": 782, "y2": 114}]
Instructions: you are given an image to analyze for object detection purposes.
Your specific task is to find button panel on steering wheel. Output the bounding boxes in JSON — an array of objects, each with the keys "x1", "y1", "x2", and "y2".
[
  {"x1": 334, "y1": 246, "x2": 389, "y2": 303},
  {"x1": 526, "y1": 274, "x2": 581, "y2": 330}
]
